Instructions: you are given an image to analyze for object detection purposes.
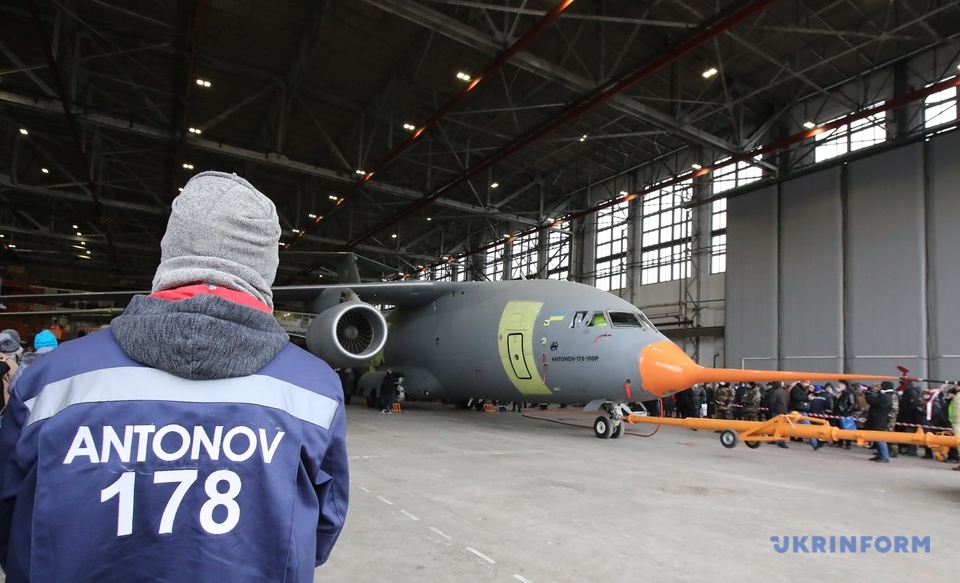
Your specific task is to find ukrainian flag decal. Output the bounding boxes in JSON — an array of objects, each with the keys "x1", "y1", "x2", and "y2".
[{"x1": 543, "y1": 311, "x2": 565, "y2": 327}]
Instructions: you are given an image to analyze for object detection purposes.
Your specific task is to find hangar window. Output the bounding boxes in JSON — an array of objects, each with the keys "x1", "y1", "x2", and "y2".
[
  {"x1": 709, "y1": 159, "x2": 762, "y2": 274},
  {"x1": 595, "y1": 200, "x2": 629, "y2": 292},
  {"x1": 814, "y1": 103, "x2": 887, "y2": 163},
  {"x1": 485, "y1": 248, "x2": 505, "y2": 281},
  {"x1": 924, "y1": 77, "x2": 957, "y2": 130},
  {"x1": 433, "y1": 264, "x2": 453, "y2": 281},
  {"x1": 510, "y1": 231, "x2": 539, "y2": 280},
  {"x1": 546, "y1": 222, "x2": 570, "y2": 280},
  {"x1": 640, "y1": 179, "x2": 691, "y2": 285}
]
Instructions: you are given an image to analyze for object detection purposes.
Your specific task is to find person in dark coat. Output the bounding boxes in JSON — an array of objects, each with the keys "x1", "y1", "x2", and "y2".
[
  {"x1": 379, "y1": 369, "x2": 398, "y2": 413},
  {"x1": 789, "y1": 382, "x2": 811, "y2": 412},
  {"x1": 691, "y1": 385, "x2": 705, "y2": 418},
  {"x1": 766, "y1": 381, "x2": 790, "y2": 448},
  {"x1": 896, "y1": 383, "x2": 921, "y2": 456},
  {"x1": 834, "y1": 381, "x2": 857, "y2": 449},
  {"x1": 674, "y1": 388, "x2": 694, "y2": 418},
  {"x1": 865, "y1": 381, "x2": 895, "y2": 462}
]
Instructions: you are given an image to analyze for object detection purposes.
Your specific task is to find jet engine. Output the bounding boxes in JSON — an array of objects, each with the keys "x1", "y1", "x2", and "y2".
[{"x1": 305, "y1": 301, "x2": 388, "y2": 368}]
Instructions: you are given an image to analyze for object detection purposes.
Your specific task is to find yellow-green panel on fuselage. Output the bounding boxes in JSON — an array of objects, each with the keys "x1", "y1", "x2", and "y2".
[{"x1": 497, "y1": 300, "x2": 552, "y2": 395}]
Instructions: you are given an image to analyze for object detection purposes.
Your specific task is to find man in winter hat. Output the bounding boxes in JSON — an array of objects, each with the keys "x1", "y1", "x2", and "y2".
[{"x1": 0, "y1": 172, "x2": 348, "y2": 582}]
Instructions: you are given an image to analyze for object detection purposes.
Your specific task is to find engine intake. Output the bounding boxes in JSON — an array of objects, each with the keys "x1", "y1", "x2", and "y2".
[{"x1": 305, "y1": 301, "x2": 387, "y2": 368}]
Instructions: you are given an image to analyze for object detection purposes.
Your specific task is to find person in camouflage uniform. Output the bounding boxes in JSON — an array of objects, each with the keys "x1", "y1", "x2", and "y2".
[
  {"x1": 886, "y1": 386, "x2": 900, "y2": 457},
  {"x1": 715, "y1": 382, "x2": 735, "y2": 420},
  {"x1": 742, "y1": 382, "x2": 762, "y2": 421}
]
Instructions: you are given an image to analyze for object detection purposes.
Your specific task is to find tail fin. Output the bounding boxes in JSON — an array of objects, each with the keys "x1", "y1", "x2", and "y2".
[{"x1": 336, "y1": 253, "x2": 361, "y2": 284}]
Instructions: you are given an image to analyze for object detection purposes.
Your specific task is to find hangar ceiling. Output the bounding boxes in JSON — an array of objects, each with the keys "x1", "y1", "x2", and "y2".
[{"x1": 1, "y1": 0, "x2": 959, "y2": 290}]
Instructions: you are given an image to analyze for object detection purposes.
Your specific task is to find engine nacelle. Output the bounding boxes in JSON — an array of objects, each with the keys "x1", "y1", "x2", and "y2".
[{"x1": 305, "y1": 301, "x2": 387, "y2": 368}]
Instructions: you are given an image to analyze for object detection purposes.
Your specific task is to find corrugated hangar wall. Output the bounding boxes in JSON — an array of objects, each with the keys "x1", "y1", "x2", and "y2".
[{"x1": 726, "y1": 130, "x2": 960, "y2": 381}]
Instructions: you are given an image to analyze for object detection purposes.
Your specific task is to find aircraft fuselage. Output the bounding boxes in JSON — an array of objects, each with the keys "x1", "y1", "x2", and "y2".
[{"x1": 380, "y1": 280, "x2": 669, "y2": 404}]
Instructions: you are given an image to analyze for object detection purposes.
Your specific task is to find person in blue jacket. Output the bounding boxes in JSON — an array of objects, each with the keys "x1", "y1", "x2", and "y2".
[{"x1": 0, "y1": 171, "x2": 348, "y2": 582}]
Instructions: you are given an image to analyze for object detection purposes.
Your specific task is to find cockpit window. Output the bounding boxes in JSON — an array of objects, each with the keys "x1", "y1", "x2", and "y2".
[
  {"x1": 608, "y1": 311, "x2": 643, "y2": 328},
  {"x1": 608, "y1": 310, "x2": 657, "y2": 331},
  {"x1": 586, "y1": 311, "x2": 608, "y2": 327},
  {"x1": 571, "y1": 311, "x2": 588, "y2": 328}
]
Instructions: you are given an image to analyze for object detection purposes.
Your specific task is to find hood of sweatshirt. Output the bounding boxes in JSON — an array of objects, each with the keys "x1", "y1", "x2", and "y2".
[{"x1": 111, "y1": 293, "x2": 289, "y2": 380}]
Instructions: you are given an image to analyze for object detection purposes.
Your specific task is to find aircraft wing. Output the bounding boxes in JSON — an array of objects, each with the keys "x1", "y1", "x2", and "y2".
[
  {"x1": 0, "y1": 290, "x2": 148, "y2": 303},
  {"x1": 1, "y1": 281, "x2": 448, "y2": 310},
  {"x1": 0, "y1": 308, "x2": 124, "y2": 318},
  {"x1": 272, "y1": 281, "x2": 444, "y2": 307}
]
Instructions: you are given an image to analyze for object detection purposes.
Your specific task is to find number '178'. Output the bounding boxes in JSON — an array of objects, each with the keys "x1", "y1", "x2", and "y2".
[{"x1": 100, "y1": 469, "x2": 241, "y2": 536}]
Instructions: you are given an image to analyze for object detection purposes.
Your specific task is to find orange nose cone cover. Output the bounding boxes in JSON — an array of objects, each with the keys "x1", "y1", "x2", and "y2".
[
  {"x1": 639, "y1": 341, "x2": 701, "y2": 396},
  {"x1": 639, "y1": 340, "x2": 899, "y2": 396}
]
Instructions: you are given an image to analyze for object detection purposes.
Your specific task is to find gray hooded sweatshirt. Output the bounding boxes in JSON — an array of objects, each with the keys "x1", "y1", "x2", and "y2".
[{"x1": 111, "y1": 293, "x2": 289, "y2": 379}]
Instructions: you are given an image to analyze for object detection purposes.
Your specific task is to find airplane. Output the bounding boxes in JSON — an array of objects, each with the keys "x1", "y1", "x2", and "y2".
[{"x1": 0, "y1": 255, "x2": 902, "y2": 440}]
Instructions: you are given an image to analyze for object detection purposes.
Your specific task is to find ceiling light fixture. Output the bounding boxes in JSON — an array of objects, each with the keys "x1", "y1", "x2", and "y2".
[
  {"x1": 292, "y1": 229, "x2": 300, "y2": 233},
  {"x1": 188, "y1": 127, "x2": 202, "y2": 134},
  {"x1": 692, "y1": 163, "x2": 702, "y2": 170},
  {"x1": 80, "y1": 241, "x2": 85, "y2": 246},
  {"x1": 182, "y1": 163, "x2": 194, "y2": 170},
  {"x1": 8, "y1": 244, "x2": 16, "y2": 248},
  {"x1": 329, "y1": 195, "x2": 338, "y2": 200},
  {"x1": 196, "y1": 79, "x2": 211, "y2": 87},
  {"x1": 72, "y1": 224, "x2": 78, "y2": 229},
  {"x1": 78, "y1": 254, "x2": 90, "y2": 259},
  {"x1": 579, "y1": 134, "x2": 587, "y2": 142},
  {"x1": 308, "y1": 213, "x2": 317, "y2": 218},
  {"x1": 702, "y1": 67, "x2": 718, "y2": 78},
  {"x1": 76, "y1": 232, "x2": 82, "y2": 236},
  {"x1": 490, "y1": 182, "x2": 499, "y2": 189},
  {"x1": 41, "y1": 168, "x2": 49, "y2": 174},
  {"x1": 803, "y1": 121, "x2": 816, "y2": 130},
  {"x1": 391, "y1": 234, "x2": 397, "y2": 239},
  {"x1": 426, "y1": 217, "x2": 432, "y2": 221},
  {"x1": 619, "y1": 191, "x2": 628, "y2": 196},
  {"x1": 403, "y1": 123, "x2": 416, "y2": 131},
  {"x1": 19, "y1": 128, "x2": 28, "y2": 135},
  {"x1": 456, "y1": 71, "x2": 471, "y2": 81},
  {"x1": 355, "y1": 169, "x2": 365, "y2": 175}
]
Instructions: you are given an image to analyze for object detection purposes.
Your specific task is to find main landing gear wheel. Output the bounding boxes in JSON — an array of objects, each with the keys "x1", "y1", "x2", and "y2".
[
  {"x1": 593, "y1": 416, "x2": 613, "y2": 439},
  {"x1": 611, "y1": 422, "x2": 624, "y2": 439},
  {"x1": 720, "y1": 429, "x2": 739, "y2": 449},
  {"x1": 744, "y1": 440, "x2": 761, "y2": 449}
]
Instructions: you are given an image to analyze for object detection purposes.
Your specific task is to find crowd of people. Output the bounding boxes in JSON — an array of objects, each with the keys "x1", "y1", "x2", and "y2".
[
  {"x1": 0, "y1": 328, "x2": 60, "y2": 408},
  {"x1": 649, "y1": 380, "x2": 960, "y2": 466}
]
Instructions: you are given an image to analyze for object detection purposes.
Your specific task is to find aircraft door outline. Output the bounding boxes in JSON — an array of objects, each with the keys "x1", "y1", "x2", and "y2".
[{"x1": 506, "y1": 333, "x2": 533, "y2": 379}]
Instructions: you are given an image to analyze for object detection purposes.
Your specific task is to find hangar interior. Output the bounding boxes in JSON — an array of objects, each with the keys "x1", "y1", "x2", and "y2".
[{"x1": 1, "y1": 0, "x2": 959, "y2": 375}]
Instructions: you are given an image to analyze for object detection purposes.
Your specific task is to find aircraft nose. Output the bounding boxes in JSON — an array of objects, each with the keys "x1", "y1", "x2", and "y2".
[{"x1": 638, "y1": 340, "x2": 701, "y2": 396}]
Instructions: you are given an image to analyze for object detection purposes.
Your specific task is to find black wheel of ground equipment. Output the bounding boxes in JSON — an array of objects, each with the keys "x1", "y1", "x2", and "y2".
[
  {"x1": 744, "y1": 440, "x2": 761, "y2": 449},
  {"x1": 720, "y1": 429, "x2": 739, "y2": 449},
  {"x1": 593, "y1": 416, "x2": 613, "y2": 439},
  {"x1": 611, "y1": 422, "x2": 624, "y2": 439}
]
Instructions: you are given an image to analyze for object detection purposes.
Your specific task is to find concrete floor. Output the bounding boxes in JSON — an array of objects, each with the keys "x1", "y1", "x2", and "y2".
[{"x1": 318, "y1": 403, "x2": 959, "y2": 583}]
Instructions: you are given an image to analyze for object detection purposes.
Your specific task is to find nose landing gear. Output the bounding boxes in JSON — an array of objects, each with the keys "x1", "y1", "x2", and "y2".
[{"x1": 593, "y1": 402, "x2": 626, "y2": 439}]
